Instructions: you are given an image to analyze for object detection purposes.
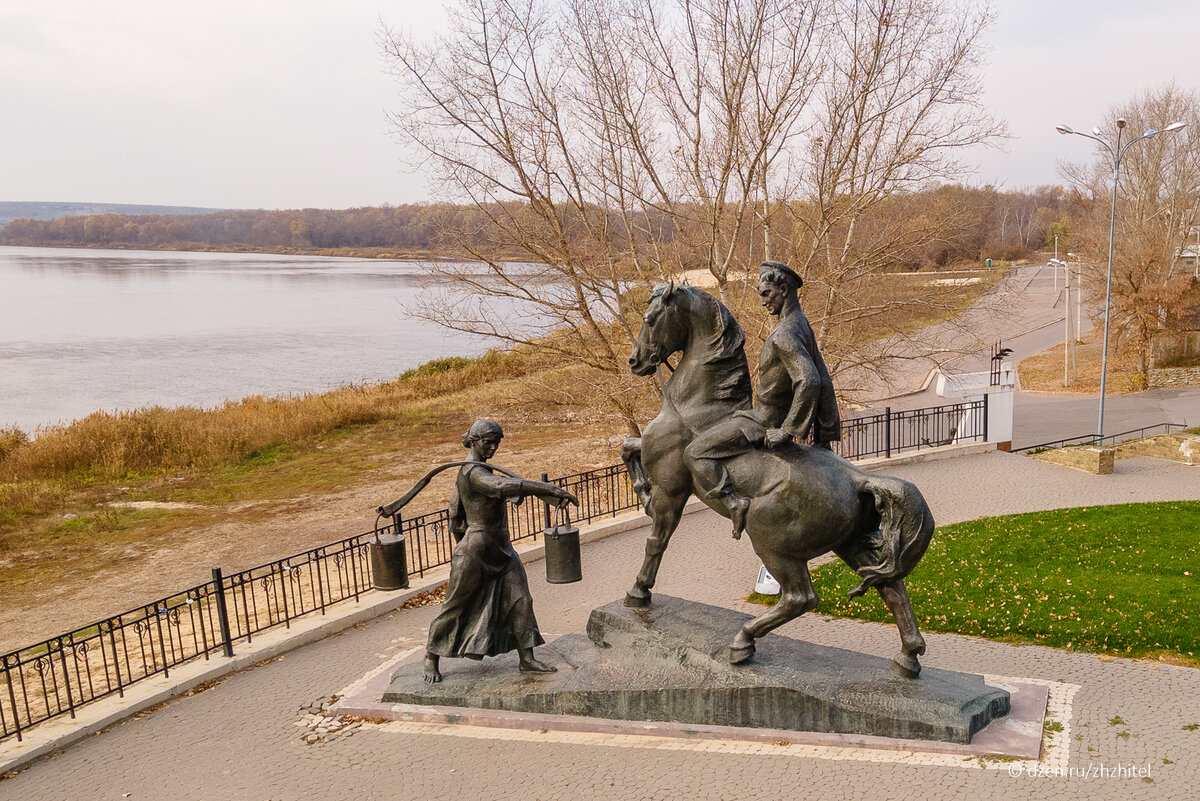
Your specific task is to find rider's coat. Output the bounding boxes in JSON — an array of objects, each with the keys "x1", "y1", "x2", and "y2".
[{"x1": 753, "y1": 305, "x2": 841, "y2": 444}]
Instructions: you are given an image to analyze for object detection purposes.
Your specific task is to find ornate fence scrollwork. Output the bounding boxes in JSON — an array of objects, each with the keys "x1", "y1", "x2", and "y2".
[{"x1": 30, "y1": 656, "x2": 50, "y2": 679}]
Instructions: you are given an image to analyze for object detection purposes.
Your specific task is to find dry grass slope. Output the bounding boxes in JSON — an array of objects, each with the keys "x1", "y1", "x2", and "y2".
[
  {"x1": 0, "y1": 350, "x2": 539, "y2": 484},
  {"x1": 1017, "y1": 331, "x2": 1142, "y2": 395}
]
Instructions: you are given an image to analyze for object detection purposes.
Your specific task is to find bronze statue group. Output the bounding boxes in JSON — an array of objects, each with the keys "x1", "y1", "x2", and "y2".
[{"x1": 417, "y1": 260, "x2": 933, "y2": 682}]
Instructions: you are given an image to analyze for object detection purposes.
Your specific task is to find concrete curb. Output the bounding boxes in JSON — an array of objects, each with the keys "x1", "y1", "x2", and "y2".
[
  {"x1": 857, "y1": 441, "x2": 993, "y2": 469},
  {"x1": 0, "y1": 443, "x2": 982, "y2": 774}
]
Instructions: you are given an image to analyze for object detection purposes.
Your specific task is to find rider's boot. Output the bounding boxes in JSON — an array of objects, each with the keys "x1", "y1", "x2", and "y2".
[
  {"x1": 694, "y1": 458, "x2": 750, "y2": 539},
  {"x1": 726, "y1": 493, "x2": 750, "y2": 540}
]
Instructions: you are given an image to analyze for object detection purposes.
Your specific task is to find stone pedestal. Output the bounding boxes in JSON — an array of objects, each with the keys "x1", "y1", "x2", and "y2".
[{"x1": 382, "y1": 596, "x2": 1010, "y2": 744}]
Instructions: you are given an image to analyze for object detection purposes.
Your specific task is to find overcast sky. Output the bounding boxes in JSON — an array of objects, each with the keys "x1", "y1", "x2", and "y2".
[{"x1": 1, "y1": 0, "x2": 1197, "y2": 210}]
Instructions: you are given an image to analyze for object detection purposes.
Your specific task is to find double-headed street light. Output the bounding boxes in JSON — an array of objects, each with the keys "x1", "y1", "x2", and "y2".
[{"x1": 1055, "y1": 117, "x2": 1187, "y2": 440}]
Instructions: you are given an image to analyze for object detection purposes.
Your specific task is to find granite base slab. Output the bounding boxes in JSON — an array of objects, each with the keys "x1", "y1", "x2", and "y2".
[
  {"x1": 338, "y1": 653, "x2": 1045, "y2": 758},
  {"x1": 367, "y1": 597, "x2": 1019, "y2": 748}
]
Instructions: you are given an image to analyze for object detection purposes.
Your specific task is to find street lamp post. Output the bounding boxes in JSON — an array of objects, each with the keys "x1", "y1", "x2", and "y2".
[
  {"x1": 1055, "y1": 117, "x2": 1187, "y2": 440},
  {"x1": 1066, "y1": 252, "x2": 1080, "y2": 339},
  {"x1": 1049, "y1": 257, "x2": 1069, "y2": 385},
  {"x1": 1067, "y1": 251, "x2": 1080, "y2": 382},
  {"x1": 1054, "y1": 234, "x2": 1059, "y2": 291}
]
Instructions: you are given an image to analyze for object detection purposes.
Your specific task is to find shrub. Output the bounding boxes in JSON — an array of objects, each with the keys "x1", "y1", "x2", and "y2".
[{"x1": 0, "y1": 427, "x2": 28, "y2": 463}]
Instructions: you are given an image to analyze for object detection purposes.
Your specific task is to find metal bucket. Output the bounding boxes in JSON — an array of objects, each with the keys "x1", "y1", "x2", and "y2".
[
  {"x1": 544, "y1": 523, "x2": 582, "y2": 584},
  {"x1": 370, "y1": 528, "x2": 410, "y2": 591}
]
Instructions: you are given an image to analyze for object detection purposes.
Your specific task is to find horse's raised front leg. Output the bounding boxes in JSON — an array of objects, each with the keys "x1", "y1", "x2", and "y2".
[
  {"x1": 729, "y1": 559, "x2": 818, "y2": 664},
  {"x1": 620, "y1": 437, "x2": 652, "y2": 512},
  {"x1": 625, "y1": 486, "x2": 689, "y2": 608},
  {"x1": 876, "y1": 578, "x2": 926, "y2": 678}
]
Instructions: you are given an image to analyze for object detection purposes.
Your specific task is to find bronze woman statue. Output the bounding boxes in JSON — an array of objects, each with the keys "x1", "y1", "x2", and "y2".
[{"x1": 424, "y1": 419, "x2": 578, "y2": 684}]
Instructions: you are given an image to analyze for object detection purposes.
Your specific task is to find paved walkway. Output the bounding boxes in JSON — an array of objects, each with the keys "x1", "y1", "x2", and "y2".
[
  {"x1": 3, "y1": 449, "x2": 1199, "y2": 800},
  {"x1": 861, "y1": 261, "x2": 1200, "y2": 445},
  {"x1": 850, "y1": 263, "x2": 1070, "y2": 406}
]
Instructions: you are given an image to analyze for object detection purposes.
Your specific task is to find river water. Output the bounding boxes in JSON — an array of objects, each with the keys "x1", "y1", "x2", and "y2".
[{"x1": 0, "y1": 246, "x2": 517, "y2": 432}]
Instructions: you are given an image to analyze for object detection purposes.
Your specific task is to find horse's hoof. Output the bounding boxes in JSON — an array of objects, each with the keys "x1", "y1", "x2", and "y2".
[
  {"x1": 624, "y1": 589, "x2": 651, "y2": 608},
  {"x1": 891, "y1": 651, "x2": 921, "y2": 678},
  {"x1": 728, "y1": 642, "x2": 755, "y2": 665}
]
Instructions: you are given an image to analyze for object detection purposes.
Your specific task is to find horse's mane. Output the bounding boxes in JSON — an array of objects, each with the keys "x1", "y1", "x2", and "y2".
[
  {"x1": 678, "y1": 285, "x2": 745, "y2": 361},
  {"x1": 680, "y1": 285, "x2": 752, "y2": 404}
]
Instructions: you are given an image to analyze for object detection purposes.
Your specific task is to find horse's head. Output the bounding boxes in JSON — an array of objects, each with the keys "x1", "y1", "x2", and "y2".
[{"x1": 629, "y1": 281, "x2": 689, "y2": 376}]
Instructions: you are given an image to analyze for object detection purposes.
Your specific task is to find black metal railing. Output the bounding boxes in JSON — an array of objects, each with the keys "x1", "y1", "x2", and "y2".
[
  {"x1": 219, "y1": 533, "x2": 374, "y2": 645},
  {"x1": 834, "y1": 399, "x2": 988, "y2": 461},
  {"x1": 0, "y1": 579, "x2": 226, "y2": 745},
  {"x1": 0, "y1": 400, "x2": 982, "y2": 743},
  {"x1": 0, "y1": 462, "x2": 639, "y2": 742},
  {"x1": 1014, "y1": 422, "x2": 1189, "y2": 453}
]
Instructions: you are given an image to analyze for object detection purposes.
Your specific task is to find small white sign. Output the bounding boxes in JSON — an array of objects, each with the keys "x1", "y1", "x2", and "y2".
[{"x1": 755, "y1": 565, "x2": 781, "y2": 595}]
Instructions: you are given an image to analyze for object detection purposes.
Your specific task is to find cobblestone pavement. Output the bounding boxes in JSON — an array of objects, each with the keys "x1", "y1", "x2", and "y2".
[{"x1": 4, "y1": 451, "x2": 1199, "y2": 800}]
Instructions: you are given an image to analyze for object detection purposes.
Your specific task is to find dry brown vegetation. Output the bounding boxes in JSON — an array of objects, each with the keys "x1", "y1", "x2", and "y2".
[
  {"x1": 1017, "y1": 331, "x2": 1143, "y2": 395},
  {"x1": 0, "y1": 352, "x2": 634, "y2": 649},
  {"x1": 0, "y1": 351, "x2": 538, "y2": 486}
]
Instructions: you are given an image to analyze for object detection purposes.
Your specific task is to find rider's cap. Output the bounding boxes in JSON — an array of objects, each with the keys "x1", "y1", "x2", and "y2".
[{"x1": 759, "y1": 260, "x2": 802, "y2": 290}]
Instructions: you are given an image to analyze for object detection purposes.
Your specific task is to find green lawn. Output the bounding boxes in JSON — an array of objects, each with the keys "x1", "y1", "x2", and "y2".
[{"x1": 785, "y1": 503, "x2": 1199, "y2": 664}]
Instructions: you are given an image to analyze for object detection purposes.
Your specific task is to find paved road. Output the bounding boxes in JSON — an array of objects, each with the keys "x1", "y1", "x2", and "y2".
[
  {"x1": 858, "y1": 262, "x2": 1200, "y2": 445},
  {"x1": 848, "y1": 263, "x2": 1073, "y2": 406},
  {"x1": 941, "y1": 260, "x2": 1093, "y2": 378},
  {"x1": 1012, "y1": 387, "x2": 1200, "y2": 448},
  {"x1": 4, "y1": 450, "x2": 1199, "y2": 800}
]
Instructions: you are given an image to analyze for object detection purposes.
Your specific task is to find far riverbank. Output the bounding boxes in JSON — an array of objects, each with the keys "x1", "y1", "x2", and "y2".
[{"x1": 0, "y1": 240, "x2": 437, "y2": 260}]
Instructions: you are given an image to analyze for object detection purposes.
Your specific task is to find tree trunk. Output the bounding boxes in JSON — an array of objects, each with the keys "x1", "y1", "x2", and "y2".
[{"x1": 719, "y1": 281, "x2": 734, "y2": 309}]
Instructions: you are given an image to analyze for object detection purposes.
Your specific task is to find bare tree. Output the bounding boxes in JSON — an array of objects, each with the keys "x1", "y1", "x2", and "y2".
[
  {"x1": 773, "y1": 0, "x2": 1006, "y2": 394},
  {"x1": 600, "y1": 0, "x2": 824, "y2": 298},
  {"x1": 383, "y1": 0, "x2": 647, "y2": 431},
  {"x1": 382, "y1": 0, "x2": 1004, "y2": 420},
  {"x1": 1061, "y1": 83, "x2": 1200, "y2": 383},
  {"x1": 382, "y1": 0, "x2": 825, "y2": 431}
]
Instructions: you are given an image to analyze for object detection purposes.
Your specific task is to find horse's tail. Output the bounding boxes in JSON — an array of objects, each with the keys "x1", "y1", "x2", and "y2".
[{"x1": 848, "y1": 474, "x2": 935, "y2": 598}]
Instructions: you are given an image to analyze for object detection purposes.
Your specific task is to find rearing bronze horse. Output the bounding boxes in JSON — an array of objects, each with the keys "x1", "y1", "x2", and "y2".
[{"x1": 621, "y1": 282, "x2": 933, "y2": 677}]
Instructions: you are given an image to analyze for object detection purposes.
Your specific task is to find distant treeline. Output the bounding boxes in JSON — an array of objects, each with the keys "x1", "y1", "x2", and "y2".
[
  {"x1": 0, "y1": 186, "x2": 1073, "y2": 266},
  {"x1": 0, "y1": 201, "x2": 222, "y2": 230},
  {"x1": 0, "y1": 205, "x2": 448, "y2": 254}
]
